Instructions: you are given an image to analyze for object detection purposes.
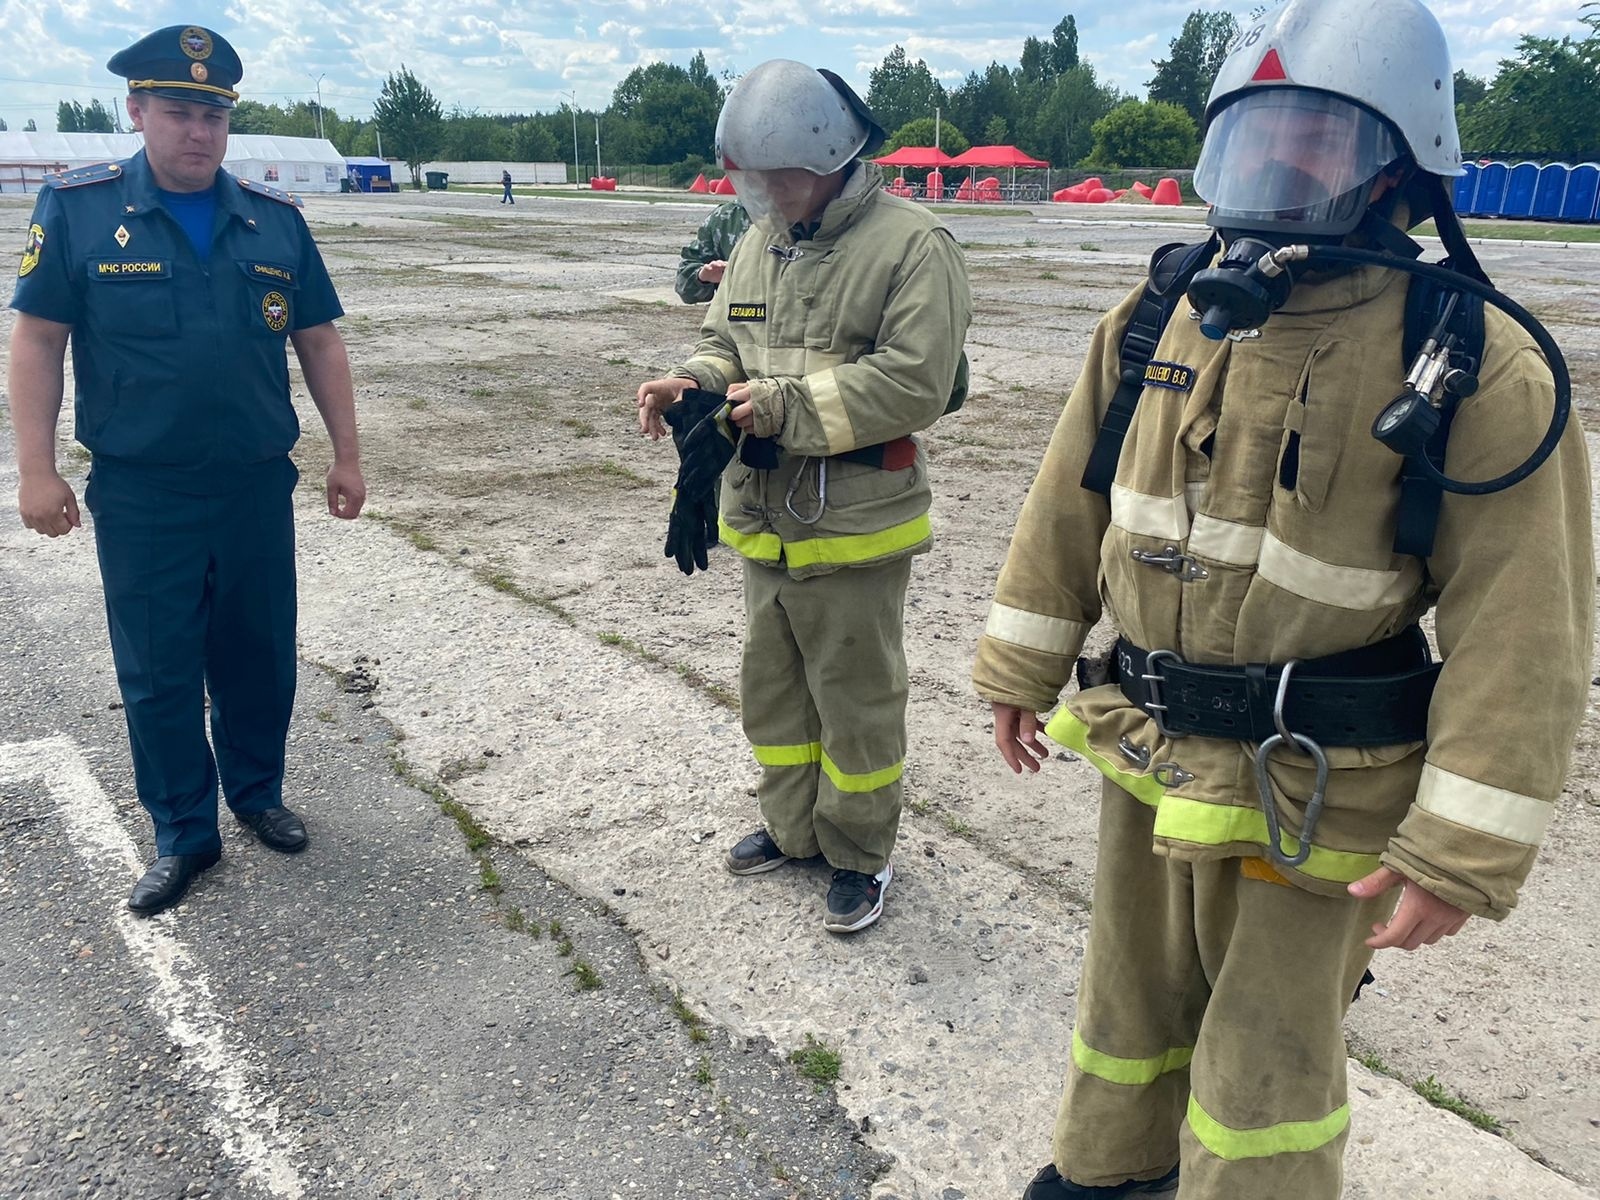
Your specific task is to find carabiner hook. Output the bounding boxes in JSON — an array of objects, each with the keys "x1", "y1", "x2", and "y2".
[{"x1": 784, "y1": 457, "x2": 828, "y2": 525}]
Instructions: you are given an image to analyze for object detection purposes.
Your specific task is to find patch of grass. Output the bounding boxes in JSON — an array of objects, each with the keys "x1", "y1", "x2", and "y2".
[
  {"x1": 555, "y1": 937, "x2": 575, "y2": 957},
  {"x1": 1412, "y1": 1076, "x2": 1501, "y2": 1132},
  {"x1": 503, "y1": 907, "x2": 526, "y2": 932},
  {"x1": 787, "y1": 1033, "x2": 842, "y2": 1089},
  {"x1": 1040, "y1": 270, "x2": 1059, "y2": 280},
  {"x1": 560, "y1": 417, "x2": 600, "y2": 438},
  {"x1": 671, "y1": 992, "x2": 711, "y2": 1044},
  {"x1": 605, "y1": 356, "x2": 630, "y2": 366},
  {"x1": 548, "y1": 919, "x2": 563, "y2": 938},
  {"x1": 908, "y1": 796, "x2": 931, "y2": 817},
  {"x1": 440, "y1": 798, "x2": 491, "y2": 852},
  {"x1": 567, "y1": 959, "x2": 603, "y2": 991},
  {"x1": 694, "y1": 1056, "x2": 713, "y2": 1086},
  {"x1": 477, "y1": 857, "x2": 502, "y2": 894},
  {"x1": 468, "y1": 386, "x2": 493, "y2": 399},
  {"x1": 405, "y1": 397, "x2": 427, "y2": 411},
  {"x1": 597, "y1": 631, "x2": 628, "y2": 646},
  {"x1": 1079, "y1": 242, "x2": 1102, "y2": 252},
  {"x1": 405, "y1": 527, "x2": 438, "y2": 552},
  {"x1": 315, "y1": 708, "x2": 335, "y2": 723},
  {"x1": 943, "y1": 815, "x2": 975, "y2": 838},
  {"x1": 1420, "y1": 219, "x2": 1600, "y2": 244},
  {"x1": 1023, "y1": 236, "x2": 1038, "y2": 247}
]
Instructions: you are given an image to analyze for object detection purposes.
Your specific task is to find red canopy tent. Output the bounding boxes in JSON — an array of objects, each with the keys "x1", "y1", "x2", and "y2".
[
  {"x1": 946, "y1": 145, "x2": 1052, "y2": 199},
  {"x1": 872, "y1": 145, "x2": 957, "y2": 168}
]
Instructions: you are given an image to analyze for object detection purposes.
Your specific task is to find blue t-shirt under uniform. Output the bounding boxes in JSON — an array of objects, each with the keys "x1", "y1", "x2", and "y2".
[{"x1": 158, "y1": 186, "x2": 218, "y2": 262}]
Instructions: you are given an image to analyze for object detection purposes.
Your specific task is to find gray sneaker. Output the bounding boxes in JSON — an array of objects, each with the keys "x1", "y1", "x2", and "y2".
[
  {"x1": 823, "y1": 863, "x2": 892, "y2": 934},
  {"x1": 724, "y1": 828, "x2": 791, "y2": 875}
]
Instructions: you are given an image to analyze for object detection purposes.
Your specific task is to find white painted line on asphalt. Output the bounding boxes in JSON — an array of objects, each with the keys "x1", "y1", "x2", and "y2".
[{"x1": 0, "y1": 736, "x2": 307, "y2": 1200}]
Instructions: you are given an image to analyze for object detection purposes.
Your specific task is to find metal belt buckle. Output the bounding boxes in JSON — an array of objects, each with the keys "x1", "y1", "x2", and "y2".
[
  {"x1": 1140, "y1": 649, "x2": 1188, "y2": 740},
  {"x1": 1252, "y1": 659, "x2": 1330, "y2": 869}
]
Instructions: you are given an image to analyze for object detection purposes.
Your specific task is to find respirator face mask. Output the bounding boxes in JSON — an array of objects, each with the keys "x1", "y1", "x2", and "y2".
[{"x1": 1187, "y1": 90, "x2": 1402, "y2": 338}]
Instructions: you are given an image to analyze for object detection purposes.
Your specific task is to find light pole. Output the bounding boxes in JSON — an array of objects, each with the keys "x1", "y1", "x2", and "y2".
[
  {"x1": 307, "y1": 72, "x2": 326, "y2": 140},
  {"x1": 561, "y1": 89, "x2": 580, "y2": 187},
  {"x1": 594, "y1": 115, "x2": 602, "y2": 181}
]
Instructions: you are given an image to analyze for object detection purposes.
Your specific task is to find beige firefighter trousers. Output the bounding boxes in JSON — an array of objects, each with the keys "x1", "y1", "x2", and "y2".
[
  {"x1": 740, "y1": 556, "x2": 913, "y2": 874},
  {"x1": 1050, "y1": 777, "x2": 1396, "y2": 1198}
]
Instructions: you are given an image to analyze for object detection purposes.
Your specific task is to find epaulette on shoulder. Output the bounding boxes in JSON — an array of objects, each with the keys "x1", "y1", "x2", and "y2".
[
  {"x1": 44, "y1": 161, "x2": 125, "y2": 190},
  {"x1": 237, "y1": 177, "x2": 304, "y2": 208}
]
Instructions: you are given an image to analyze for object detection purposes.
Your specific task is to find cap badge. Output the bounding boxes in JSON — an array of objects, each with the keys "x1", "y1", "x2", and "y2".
[
  {"x1": 191, "y1": 62, "x2": 209, "y2": 83},
  {"x1": 180, "y1": 27, "x2": 213, "y2": 61}
]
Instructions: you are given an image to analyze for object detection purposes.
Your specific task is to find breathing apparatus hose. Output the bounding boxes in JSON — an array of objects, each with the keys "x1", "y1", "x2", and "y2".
[{"x1": 1265, "y1": 244, "x2": 1570, "y2": 495}]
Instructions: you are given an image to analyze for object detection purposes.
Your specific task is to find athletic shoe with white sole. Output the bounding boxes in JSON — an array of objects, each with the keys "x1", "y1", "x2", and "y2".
[
  {"x1": 823, "y1": 863, "x2": 892, "y2": 934},
  {"x1": 724, "y1": 827, "x2": 791, "y2": 875}
]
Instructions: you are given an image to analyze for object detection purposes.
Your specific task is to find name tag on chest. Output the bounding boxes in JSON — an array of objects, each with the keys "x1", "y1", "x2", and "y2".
[
  {"x1": 727, "y1": 302, "x2": 766, "y2": 322},
  {"x1": 1143, "y1": 360, "x2": 1195, "y2": 392},
  {"x1": 90, "y1": 259, "x2": 171, "y2": 280}
]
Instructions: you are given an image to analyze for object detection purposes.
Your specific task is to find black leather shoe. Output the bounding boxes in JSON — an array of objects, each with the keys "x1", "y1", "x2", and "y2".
[
  {"x1": 236, "y1": 806, "x2": 309, "y2": 853},
  {"x1": 127, "y1": 849, "x2": 222, "y2": 917}
]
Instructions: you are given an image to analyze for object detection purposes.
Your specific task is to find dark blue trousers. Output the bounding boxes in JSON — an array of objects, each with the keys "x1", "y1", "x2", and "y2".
[{"x1": 86, "y1": 456, "x2": 299, "y2": 856}]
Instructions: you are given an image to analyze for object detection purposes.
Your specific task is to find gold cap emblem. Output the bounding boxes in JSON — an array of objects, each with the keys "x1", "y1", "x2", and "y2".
[
  {"x1": 180, "y1": 27, "x2": 213, "y2": 61},
  {"x1": 191, "y1": 62, "x2": 209, "y2": 83}
]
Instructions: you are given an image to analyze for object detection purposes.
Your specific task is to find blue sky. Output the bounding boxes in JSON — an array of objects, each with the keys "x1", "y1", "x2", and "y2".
[{"x1": 0, "y1": 0, "x2": 1587, "y2": 139}]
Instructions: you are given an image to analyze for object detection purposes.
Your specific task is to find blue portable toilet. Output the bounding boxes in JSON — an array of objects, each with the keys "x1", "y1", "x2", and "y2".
[
  {"x1": 1473, "y1": 161, "x2": 1509, "y2": 216},
  {"x1": 1502, "y1": 162, "x2": 1539, "y2": 217},
  {"x1": 1453, "y1": 161, "x2": 1480, "y2": 213},
  {"x1": 1560, "y1": 163, "x2": 1599, "y2": 222},
  {"x1": 1531, "y1": 164, "x2": 1569, "y2": 219}
]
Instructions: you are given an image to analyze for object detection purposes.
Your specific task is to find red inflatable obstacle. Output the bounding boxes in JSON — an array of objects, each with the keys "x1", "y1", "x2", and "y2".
[
  {"x1": 590, "y1": 177, "x2": 616, "y2": 191},
  {"x1": 711, "y1": 175, "x2": 736, "y2": 195},
  {"x1": 886, "y1": 175, "x2": 915, "y2": 198},
  {"x1": 1151, "y1": 177, "x2": 1183, "y2": 205},
  {"x1": 688, "y1": 173, "x2": 710, "y2": 194},
  {"x1": 925, "y1": 169, "x2": 944, "y2": 202},
  {"x1": 1131, "y1": 180, "x2": 1154, "y2": 199}
]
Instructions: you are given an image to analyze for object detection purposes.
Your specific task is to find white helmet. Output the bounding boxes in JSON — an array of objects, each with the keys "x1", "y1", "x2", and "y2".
[
  {"x1": 715, "y1": 60, "x2": 884, "y2": 175},
  {"x1": 1195, "y1": 0, "x2": 1461, "y2": 237}
]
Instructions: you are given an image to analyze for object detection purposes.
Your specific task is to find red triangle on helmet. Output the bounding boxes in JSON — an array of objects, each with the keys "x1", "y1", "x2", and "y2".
[
  {"x1": 1251, "y1": 48, "x2": 1287, "y2": 82},
  {"x1": 722, "y1": 152, "x2": 740, "y2": 170}
]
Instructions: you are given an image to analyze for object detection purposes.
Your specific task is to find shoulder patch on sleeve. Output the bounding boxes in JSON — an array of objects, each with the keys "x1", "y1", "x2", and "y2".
[
  {"x1": 238, "y1": 177, "x2": 305, "y2": 208},
  {"x1": 44, "y1": 161, "x2": 125, "y2": 190}
]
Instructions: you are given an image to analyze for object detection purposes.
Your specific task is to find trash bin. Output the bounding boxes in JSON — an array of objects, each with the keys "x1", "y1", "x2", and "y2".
[
  {"x1": 339, "y1": 177, "x2": 353, "y2": 193},
  {"x1": 425, "y1": 171, "x2": 449, "y2": 191}
]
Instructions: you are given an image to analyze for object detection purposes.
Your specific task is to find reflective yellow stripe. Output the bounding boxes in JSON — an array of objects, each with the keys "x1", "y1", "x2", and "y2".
[
  {"x1": 1111, "y1": 483, "x2": 1190, "y2": 540},
  {"x1": 717, "y1": 518, "x2": 782, "y2": 562},
  {"x1": 1073, "y1": 1029, "x2": 1193, "y2": 1085},
  {"x1": 753, "y1": 742, "x2": 821, "y2": 767},
  {"x1": 684, "y1": 355, "x2": 747, "y2": 386},
  {"x1": 1154, "y1": 797, "x2": 1380, "y2": 884},
  {"x1": 719, "y1": 514, "x2": 930, "y2": 568},
  {"x1": 820, "y1": 751, "x2": 904, "y2": 794},
  {"x1": 1257, "y1": 532, "x2": 1418, "y2": 611},
  {"x1": 783, "y1": 513, "x2": 931, "y2": 569},
  {"x1": 1187, "y1": 1094, "x2": 1350, "y2": 1161},
  {"x1": 806, "y1": 367, "x2": 853, "y2": 456},
  {"x1": 1043, "y1": 709, "x2": 1166, "y2": 806},
  {"x1": 984, "y1": 603, "x2": 1087, "y2": 657},
  {"x1": 1042, "y1": 711, "x2": 1380, "y2": 884}
]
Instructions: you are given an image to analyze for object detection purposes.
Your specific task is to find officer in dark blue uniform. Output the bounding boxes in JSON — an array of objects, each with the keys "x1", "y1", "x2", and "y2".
[{"x1": 7, "y1": 25, "x2": 366, "y2": 916}]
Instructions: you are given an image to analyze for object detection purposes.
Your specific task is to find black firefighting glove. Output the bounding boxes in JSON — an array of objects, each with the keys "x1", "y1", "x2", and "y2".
[
  {"x1": 663, "y1": 390, "x2": 737, "y2": 576},
  {"x1": 739, "y1": 434, "x2": 780, "y2": 471}
]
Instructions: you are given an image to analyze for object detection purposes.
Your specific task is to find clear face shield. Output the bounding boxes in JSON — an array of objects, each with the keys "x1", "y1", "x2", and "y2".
[
  {"x1": 1194, "y1": 90, "x2": 1401, "y2": 239},
  {"x1": 724, "y1": 166, "x2": 841, "y2": 229}
]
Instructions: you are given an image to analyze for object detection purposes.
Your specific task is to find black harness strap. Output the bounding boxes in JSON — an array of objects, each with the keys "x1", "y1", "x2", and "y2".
[
  {"x1": 1081, "y1": 236, "x2": 1218, "y2": 496},
  {"x1": 1394, "y1": 264, "x2": 1485, "y2": 558}
]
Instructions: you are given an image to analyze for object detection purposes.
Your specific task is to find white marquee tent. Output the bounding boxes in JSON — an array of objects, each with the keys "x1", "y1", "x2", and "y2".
[{"x1": 0, "y1": 132, "x2": 347, "y2": 193}]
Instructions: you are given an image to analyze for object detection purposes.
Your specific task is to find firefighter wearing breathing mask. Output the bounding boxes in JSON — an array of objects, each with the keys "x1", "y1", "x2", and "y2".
[
  {"x1": 971, "y1": 0, "x2": 1593, "y2": 1195},
  {"x1": 636, "y1": 60, "x2": 972, "y2": 935}
]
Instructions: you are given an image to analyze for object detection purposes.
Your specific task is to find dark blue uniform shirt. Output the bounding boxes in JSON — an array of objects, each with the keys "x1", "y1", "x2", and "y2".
[{"x1": 11, "y1": 150, "x2": 342, "y2": 474}]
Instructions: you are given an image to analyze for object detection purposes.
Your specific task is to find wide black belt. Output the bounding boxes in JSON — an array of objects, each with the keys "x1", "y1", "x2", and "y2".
[{"x1": 1111, "y1": 628, "x2": 1438, "y2": 748}]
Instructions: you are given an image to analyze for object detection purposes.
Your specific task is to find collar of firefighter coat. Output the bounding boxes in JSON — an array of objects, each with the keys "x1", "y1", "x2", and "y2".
[{"x1": 758, "y1": 161, "x2": 883, "y2": 248}]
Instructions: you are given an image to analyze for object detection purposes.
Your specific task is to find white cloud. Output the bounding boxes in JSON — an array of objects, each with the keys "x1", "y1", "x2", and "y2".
[{"x1": 0, "y1": 0, "x2": 1572, "y2": 136}]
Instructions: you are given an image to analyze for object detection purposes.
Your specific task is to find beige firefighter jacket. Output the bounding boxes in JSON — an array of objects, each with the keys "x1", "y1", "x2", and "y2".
[
  {"x1": 972, "y1": 254, "x2": 1593, "y2": 919},
  {"x1": 671, "y1": 163, "x2": 972, "y2": 580}
]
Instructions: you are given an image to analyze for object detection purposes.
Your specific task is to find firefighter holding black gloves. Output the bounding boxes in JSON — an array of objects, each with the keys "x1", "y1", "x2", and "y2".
[
  {"x1": 970, "y1": 0, "x2": 1593, "y2": 1195},
  {"x1": 637, "y1": 59, "x2": 971, "y2": 935}
]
